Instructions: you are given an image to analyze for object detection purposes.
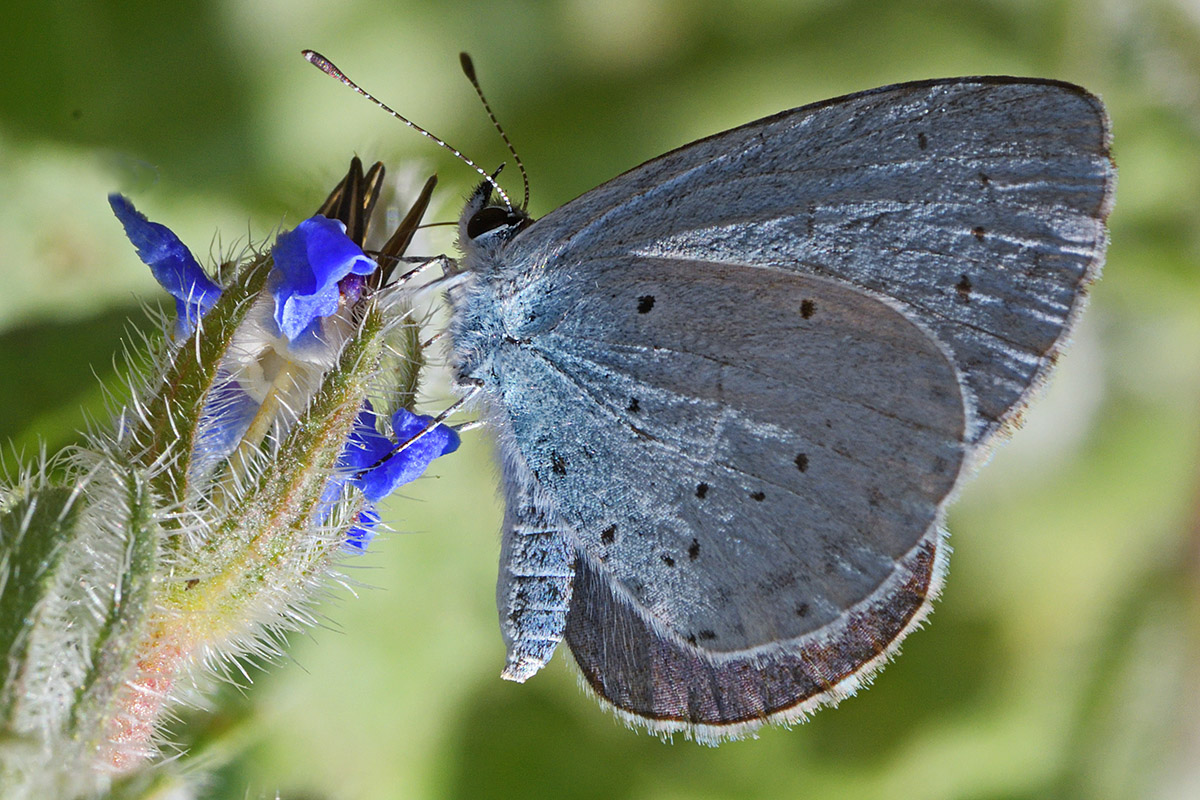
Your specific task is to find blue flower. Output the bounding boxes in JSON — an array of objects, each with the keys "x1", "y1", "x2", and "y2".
[
  {"x1": 110, "y1": 200, "x2": 377, "y2": 350},
  {"x1": 109, "y1": 194, "x2": 223, "y2": 337},
  {"x1": 332, "y1": 404, "x2": 460, "y2": 550},
  {"x1": 269, "y1": 216, "x2": 378, "y2": 343},
  {"x1": 110, "y1": 190, "x2": 452, "y2": 552},
  {"x1": 345, "y1": 506, "x2": 381, "y2": 552}
]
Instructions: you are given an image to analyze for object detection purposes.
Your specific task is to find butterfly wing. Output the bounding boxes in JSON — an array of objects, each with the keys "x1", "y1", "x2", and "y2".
[
  {"x1": 466, "y1": 77, "x2": 1112, "y2": 740},
  {"x1": 501, "y1": 77, "x2": 1113, "y2": 444},
  {"x1": 484, "y1": 255, "x2": 964, "y2": 739}
]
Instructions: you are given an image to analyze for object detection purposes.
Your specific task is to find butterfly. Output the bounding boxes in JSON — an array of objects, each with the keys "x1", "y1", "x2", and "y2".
[{"x1": 307, "y1": 53, "x2": 1114, "y2": 743}]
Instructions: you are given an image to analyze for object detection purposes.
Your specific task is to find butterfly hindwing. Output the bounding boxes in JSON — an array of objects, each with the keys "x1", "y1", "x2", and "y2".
[{"x1": 474, "y1": 255, "x2": 966, "y2": 736}]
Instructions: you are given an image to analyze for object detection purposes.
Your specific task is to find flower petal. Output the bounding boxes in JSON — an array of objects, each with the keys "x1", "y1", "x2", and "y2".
[
  {"x1": 354, "y1": 409, "x2": 460, "y2": 503},
  {"x1": 322, "y1": 405, "x2": 458, "y2": 552},
  {"x1": 337, "y1": 403, "x2": 394, "y2": 471},
  {"x1": 344, "y1": 506, "x2": 381, "y2": 552},
  {"x1": 109, "y1": 194, "x2": 222, "y2": 336},
  {"x1": 190, "y1": 377, "x2": 261, "y2": 482},
  {"x1": 269, "y1": 216, "x2": 378, "y2": 342}
]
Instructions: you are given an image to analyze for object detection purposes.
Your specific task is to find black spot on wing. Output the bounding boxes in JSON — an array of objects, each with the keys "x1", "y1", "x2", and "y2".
[
  {"x1": 750, "y1": 491, "x2": 765, "y2": 502},
  {"x1": 917, "y1": 131, "x2": 928, "y2": 150},
  {"x1": 661, "y1": 554, "x2": 675, "y2": 567},
  {"x1": 688, "y1": 539, "x2": 700, "y2": 560},
  {"x1": 551, "y1": 451, "x2": 567, "y2": 476},
  {"x1": 795, "y1": 452, "x2": 809, "y2": 472},
  {"x1": 955, "y1": 274, "x2": 972, "y2": 304},
  {"x1": 800, "y1": 298, "x2": 815, "y2": 319},
  {"x1": 627, "y1": 396, "x2": 640, "y2": 413},
  {"x1": 695, "y1": 483, "x2": 709, "y2": 499},
  {"x1": 637, "y1": 295, "x2": 655, "y2": 314}
]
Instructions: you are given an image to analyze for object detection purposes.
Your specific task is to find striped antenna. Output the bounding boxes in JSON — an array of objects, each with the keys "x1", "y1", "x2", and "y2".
[
  {"x1": 459, "y1": 53, "x2": 530, "y2": 211},
  {"x1": 303, "y1": 50, "x2": 515, "y2": 212}
]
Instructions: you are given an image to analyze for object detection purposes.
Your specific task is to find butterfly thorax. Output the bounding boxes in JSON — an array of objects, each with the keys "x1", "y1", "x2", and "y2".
[{"x1": 449, "y1": 188, "x2": 557, "y2": 387}]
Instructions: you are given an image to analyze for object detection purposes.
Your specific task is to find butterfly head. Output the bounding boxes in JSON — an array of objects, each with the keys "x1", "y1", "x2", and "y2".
[{"x1": 460, "y1": 175, "x2": 532, "y2": 254}]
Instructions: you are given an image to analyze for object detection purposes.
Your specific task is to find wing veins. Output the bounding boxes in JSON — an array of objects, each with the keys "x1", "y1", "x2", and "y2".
[{"x1": 541, "y1": 333, "x2": 955, "y2": 437}]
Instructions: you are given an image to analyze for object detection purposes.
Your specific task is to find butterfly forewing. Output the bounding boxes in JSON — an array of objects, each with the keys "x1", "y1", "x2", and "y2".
[{"x1": 501, "y1": 78, "x2": 1113, "y2": 443}]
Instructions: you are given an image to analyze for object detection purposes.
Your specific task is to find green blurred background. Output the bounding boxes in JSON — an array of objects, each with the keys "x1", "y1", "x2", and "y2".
[{"x1": 2, "y1": 0, "x2": 1198, "y2": 798}]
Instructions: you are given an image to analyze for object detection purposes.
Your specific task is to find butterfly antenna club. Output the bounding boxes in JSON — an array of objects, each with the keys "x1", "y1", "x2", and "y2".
[{"x1": 460, "y1": 52, "x2": 530, "y2": 212}]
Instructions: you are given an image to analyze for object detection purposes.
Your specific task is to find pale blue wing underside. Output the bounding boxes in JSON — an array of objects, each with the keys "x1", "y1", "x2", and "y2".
[
  {"x1": 454, "y1": 77, "x2": 1114, "y2": 739},
  {"x1": 500, "y1": 78, "x2": 1113, "y2": 443},
  {"x1": 482, "y1": 257, "x2": 964, "y2": 738},
  {"x1": 495, "y1": 258, "x2": 965, "y2": 649}
]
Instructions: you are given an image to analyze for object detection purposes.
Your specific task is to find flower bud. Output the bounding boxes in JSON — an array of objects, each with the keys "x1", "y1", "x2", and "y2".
[{"x1": 0, "y1": 159, "x2": 454, "y2": 796}]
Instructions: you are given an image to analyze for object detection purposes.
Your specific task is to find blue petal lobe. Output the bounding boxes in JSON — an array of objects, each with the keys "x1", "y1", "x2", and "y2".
[
  {"x1": 355, "y1": 409, "x2": 460, "y2": 503},
  {"x1": 325, "y1": 404, "x2": 459, "y2": 552},
  {"x1": 109, "y1": 194, "x2": 222, "y2": 336},
  {"x1": 345, "y1": 506, "x2": 381, "y2": 552},
  {"x1": 339, "y1": 403, "x2": 396, "y2": 474},
  {"x1": 269, "y1": 216, "x2": 378, "y2": 342}
]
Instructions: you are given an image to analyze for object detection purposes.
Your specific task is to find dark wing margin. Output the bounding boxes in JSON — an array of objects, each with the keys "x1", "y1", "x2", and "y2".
[{"x1": 565, "y1": 525, "x2": 941, "y2": 742}]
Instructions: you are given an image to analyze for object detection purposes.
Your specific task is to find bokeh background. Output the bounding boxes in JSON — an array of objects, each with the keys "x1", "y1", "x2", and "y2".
[{"x1": 2, "y1": 1, "x2": 1199, "y2": 798}]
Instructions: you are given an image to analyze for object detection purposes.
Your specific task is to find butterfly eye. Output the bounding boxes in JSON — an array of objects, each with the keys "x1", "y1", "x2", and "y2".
[{"x1": 467, "y1": 206, "x2": 528, "y2": 240}]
